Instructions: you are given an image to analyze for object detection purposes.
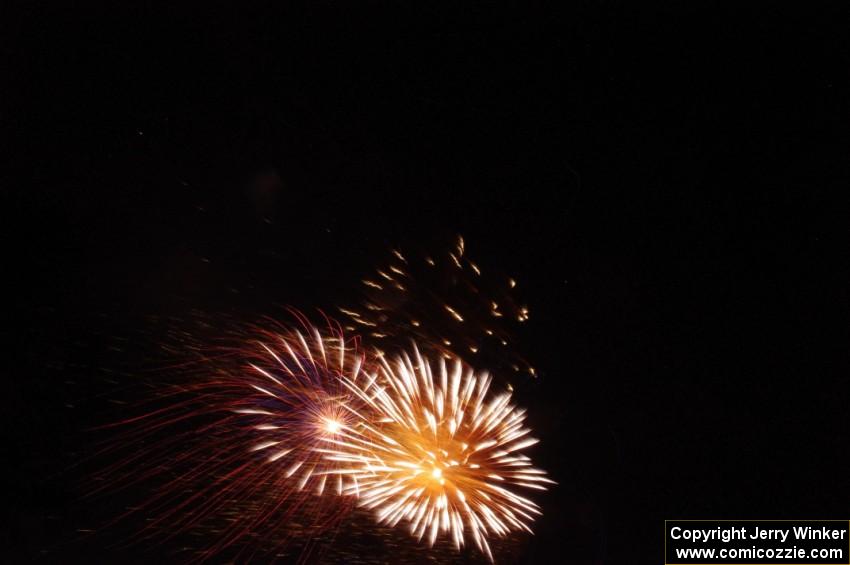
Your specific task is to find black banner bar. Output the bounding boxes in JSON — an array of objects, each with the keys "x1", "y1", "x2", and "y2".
[{"x1": 665, "y1": 520, "x2": 849, "y2": 564}]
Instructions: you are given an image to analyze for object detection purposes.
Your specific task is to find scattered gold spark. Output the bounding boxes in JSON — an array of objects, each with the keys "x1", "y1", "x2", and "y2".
[{"x1": 444, "y1": 304, "x2": 464, "y2": 322}]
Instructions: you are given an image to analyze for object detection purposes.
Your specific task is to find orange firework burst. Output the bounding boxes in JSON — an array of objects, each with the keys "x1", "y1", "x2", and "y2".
[{"x1": 322, "y1": 344, "x2": 553, "y2": 561}]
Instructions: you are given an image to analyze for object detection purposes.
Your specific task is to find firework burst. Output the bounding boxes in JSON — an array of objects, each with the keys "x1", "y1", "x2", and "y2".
[
  {"x1": 239, "y1": 320, "x2": 369, "y2": 498},
  {"x1": 91, "y1": 317, "x2": 370, "y2": 557},
  {"x1": 93, "y1": 279, "x2": 550, "y2": 562},
  {"x1": 323, "y1": 345, "x2": 553, "y2": 561}
]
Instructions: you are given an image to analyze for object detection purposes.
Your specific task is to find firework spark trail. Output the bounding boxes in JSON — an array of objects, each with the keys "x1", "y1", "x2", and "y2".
[
  {"x1": 340, "y1": 235, "x2": 537, "y2": 379},
  {"x1": 320, "y1": 344, "x2": 554, "y2": 561}
]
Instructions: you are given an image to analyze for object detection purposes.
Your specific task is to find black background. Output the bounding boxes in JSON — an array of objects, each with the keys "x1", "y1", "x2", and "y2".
[{"x1": 5, "y1": 3, "x2": 850, "y2": 564}]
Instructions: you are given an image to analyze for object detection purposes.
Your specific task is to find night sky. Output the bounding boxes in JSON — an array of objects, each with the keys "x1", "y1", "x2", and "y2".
[{"x1": 7, "y1": 3, "x2": 850, "y2": 564}]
